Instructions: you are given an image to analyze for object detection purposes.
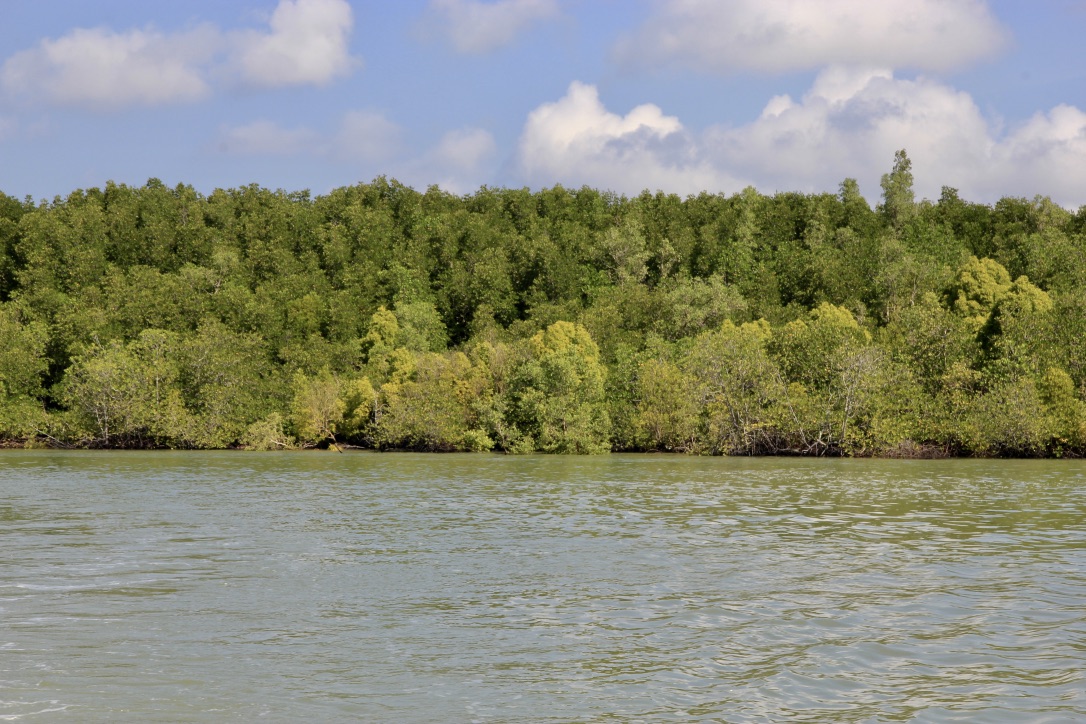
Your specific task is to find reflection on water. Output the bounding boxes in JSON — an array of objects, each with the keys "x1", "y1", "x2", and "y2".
[{"x1": 1, "y1": 452, "x2": 1084, "y2": 721}]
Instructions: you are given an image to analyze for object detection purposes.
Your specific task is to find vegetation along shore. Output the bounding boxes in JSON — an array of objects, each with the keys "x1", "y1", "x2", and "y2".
[{"x1": 2, "y1": 151, "x2": 1085, "y2": 456}]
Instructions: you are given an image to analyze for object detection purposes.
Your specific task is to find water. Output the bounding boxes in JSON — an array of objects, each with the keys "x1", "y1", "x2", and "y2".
[{"x1": 1, "y1": 452, "x2": 1084, "y2": 722}]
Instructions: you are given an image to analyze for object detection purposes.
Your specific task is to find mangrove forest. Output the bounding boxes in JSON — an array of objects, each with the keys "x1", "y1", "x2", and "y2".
[{"x1": 2, "y1": 151, "x2": 1086, "y2": 456}]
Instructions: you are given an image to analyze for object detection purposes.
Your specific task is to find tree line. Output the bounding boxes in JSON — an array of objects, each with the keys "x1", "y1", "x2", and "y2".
[{"x1": 2, "y1": 151, "x2": 1086, "y2": 456}]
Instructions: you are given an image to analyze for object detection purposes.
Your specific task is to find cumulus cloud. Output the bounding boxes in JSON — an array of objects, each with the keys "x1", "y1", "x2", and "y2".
[
  {"x1": 711, "y1": 67, "x2": 1086, "y2": 206},
  {"x1": 0, "y1": 0, "x2": 358, "y2": 109},
  {"x1": 516, "y1": 81, "x2": 745, "y2": 195},
  {"x1": 615, "y1": 0, "x2": 1008, "y2": 73},
  {"x1": 420, "y1": 0, "x2": 560, "y2": 54},
  {"x1": 514, "y1": 76, "x2": 1086, "y2": 207},
  {"x1": 233, "y1": 0, "x2": 357, "y2": 87},
  {"x1": 0, "y1": 26, "x2": 218, "y2": 109},
  {"x1": 985, "y1": 105, "x2": 1086, "y2": 206},
  {"x1": 217, "y1": 120, "x2": 320, "y2": 155},
  {"x1": 707, "y1": 67, "x2": 995, "y2": 198}
]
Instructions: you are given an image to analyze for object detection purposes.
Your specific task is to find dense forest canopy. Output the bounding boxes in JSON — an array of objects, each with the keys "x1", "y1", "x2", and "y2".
[{"x1": 2, "y1": 151, "x2": 1086, "y2": 456}]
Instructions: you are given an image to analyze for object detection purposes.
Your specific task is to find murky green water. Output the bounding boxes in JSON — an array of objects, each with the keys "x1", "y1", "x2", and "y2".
[{"x1": 1, "y1": 452, "x2": 1084, "y2": 722}]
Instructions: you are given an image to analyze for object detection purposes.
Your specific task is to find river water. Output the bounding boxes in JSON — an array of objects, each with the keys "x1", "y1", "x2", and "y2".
[{"x1": 1, "y1": 452, "x2": 1084, "y2": 722}]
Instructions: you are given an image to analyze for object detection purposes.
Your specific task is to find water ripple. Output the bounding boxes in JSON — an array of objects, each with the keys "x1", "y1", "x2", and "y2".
[{"x1": 0, "y1": 453, "x2": 1084, "y2": 721}]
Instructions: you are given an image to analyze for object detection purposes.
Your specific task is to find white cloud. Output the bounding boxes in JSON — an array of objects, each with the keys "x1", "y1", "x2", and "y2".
[
  {"x1": 0, "y1": 26, "x2": 218, "y2": 109},
  {"x1": 331, "y1": 120, "x2": 497, "y2": 194},
  {"x1": 217, "y1": 120, "x2": 320, "y2": 155},
  {"x1": 516, "y1": 81, "x2": 745, "y2": 195},
  {"x1": 421, "y1": 0, "x2": 560, "y2": 54},
  {"x1": 432, "y1": 127, "x2": 498, "y2": 169},
  {"x1": 332, "y1": 110, "x2": 403, "y2": 162},
  {"x1": 409, "y1": 127, "x2": 498, "y2": 193},
  {"x1": 213, "y1": 112, "x2": 497, "y2": 194},
  {"x1": 707, "y1": 67, "x2": 995, "y2": 198},
  {"x1": 514, "y1": 76, "x2": 1086, "y2": 207},
  {"x1": 615, "y1": 0, "x2": 1008, "y2": 73},
  {"x1": 711, "y1": 67, "x2": 1086, "y2": 206},
  {"x1": 986, "y1": 105, "x2": 1086, "y2": 206},
  {"x1": 233, "y1": 0, "x2": 358, "y2": 87},
  {"x1": 0, "y1": 0, "x2": 358, "y2": 109},
  {"x1": 213, "y1": 110, "x2": 402, "y2": 163}
]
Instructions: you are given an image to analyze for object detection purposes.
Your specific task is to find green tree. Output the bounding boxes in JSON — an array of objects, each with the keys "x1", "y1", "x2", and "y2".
[
  {"x1": 509, "y1": 321, "x2": 611, "y2": 454},
  {"x1": 374, "y1": 351, "x2": 491, "y2": 451},
  {"x1": 879, "y1": 149, "x2": 916, "y2": 230},
  {"x1": 881, "y1": 292, "x2": 976, "y2": 395},
  {"x1": 63, "y1": 330, "x2": 193, "y2": 447},
  {"x1": 944, "y1": 256, "x2": 1014, "y2": 330},
  {"x1": 687, "y1": 320, "x2": 784, "y2": 454},
  {"x1": 633, "y1": 356, "x2": 699, "y2": 451},
  {"x1": 0, "y1": 304, "x2": 49, "y2": 399},
  {"x1": 178, "y1": 321, "x2": 274, "y2": 448},
  {"x1": 0, "y1": 303, "x2": 50, "y2": 440},
  {"x1": 290, "y1": 368, "x2": 345, "y2": 450}
]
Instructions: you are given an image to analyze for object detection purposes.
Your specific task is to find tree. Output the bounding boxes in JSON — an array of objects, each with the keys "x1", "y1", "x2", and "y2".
[
  {"x1": 374, "y1": 351, "x2": 490, "y2": 451},
  {"x1": 509, "y1": 321, "x2": 611, "y2": 454},
  {"x1": 769, "y1": 304, "x2": 891, "y2": 454},
  {"x1": 290, "y1": 368, "x2": 345, "y2": 450},
  {"x1": 633, "y1": 356, "x2": 699, "y2": 451},
  {"x1": 655, "y1": 275, "x2": 747, "y2": 341},
  {"x1": 944, "y1": 256, "x2": 1013, "y2": 330},
  {"x1": 881, "y1": 292, "x2": 976, "y2": 395},
  {"x1": 0, "y1": 304, "x2": 48, "y2": 399},
  {"x1": 178, "y1": 321, "x2": 273, "y2": 448},
  {"x1": 879, "y1": 149, "x2": 916, "y2": 230},
  {"x1": 63, "y1": 330, "x2": 193, "y2": 447},
  {"x1": 0, "y1": 303, "x2": 50, "y2": 441},
  {"x1": 687, "y1": 320, "x2": 784, "y2": 454}
]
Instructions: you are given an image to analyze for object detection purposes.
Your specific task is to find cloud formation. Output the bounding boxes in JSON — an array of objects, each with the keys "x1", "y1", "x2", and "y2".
[
  {"x1": 333, "y1": 110, "x2": 404, "y2": 162},
  {"x1": 234, "y1": 0, "x2": 357, "y2": 87},
  {"x1": 0, "y1": 0, "x2": 358, "y2": 109},
  {"x1": 1, "y1": 26, "x2": 218, "y2": 109},
  {"x1": 515, "y1": 75, "x2": 1086, "y2": 207},
  {"x1": 217, "y1": 120, "x2": 320, "y2": 155},
  {"x1": 516, "y1": 81, "x2": 744, "y2": 196},
  {"x1": 615, "y1": 0, "x2": 1008, "y2": 73},
  {"x1": 217, "y1": 113, "x2": 498, "y2": 194},
  {"x1": 217, "y1": 110, "x2": 403, "y2": 164},
  {"x1": 432, "y1": 127, "x2": 498, "y2": 170},
  {"x1": 709, "y1": 67, "x2": 994, "y2": 198},
  {"x1": 985, "y1": 105, "x2": 1086, "y2": 206},
  {"x1": 413, "y1": 127, "x2": 498, "y2": 192},
  {"x1": 421, "y1": 0, "x2": 560, "y2": 54}
]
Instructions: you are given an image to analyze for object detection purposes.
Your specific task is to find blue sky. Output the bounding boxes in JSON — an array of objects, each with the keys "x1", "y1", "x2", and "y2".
[{"x1": 1, "y1": 0, "x2": 1084, "y2": 206}]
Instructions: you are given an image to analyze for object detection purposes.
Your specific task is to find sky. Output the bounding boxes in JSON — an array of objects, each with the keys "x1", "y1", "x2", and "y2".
[{"x1": 1, "y1": 0, "x2": 1085, "y2": 207}]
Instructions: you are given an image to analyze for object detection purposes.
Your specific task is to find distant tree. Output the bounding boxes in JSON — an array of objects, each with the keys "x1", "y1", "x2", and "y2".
[
  {"x1": 879, "y1": 149, "x2": 916, "y2": 230},
  {"x1": 290, "y1": 368, "x2": 345, "y2": 450},
  {"x1": 510, "y1": 321, "x2": 611, "y2": 454}
]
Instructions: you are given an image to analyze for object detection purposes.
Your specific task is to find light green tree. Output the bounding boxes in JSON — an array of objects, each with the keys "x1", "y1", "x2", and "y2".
[
  {"x1": 64, "y1": 330, "x2": 193, "y2": 447},
  {"x1": 290, "y1": 368, "x2": 345, "y2": 450},
  {"x1": 510, "y1": 321, "x2": 611, "y2": 454},
  {"x1": 687, "y1": 320, "x2": 784, "y2": 454}
]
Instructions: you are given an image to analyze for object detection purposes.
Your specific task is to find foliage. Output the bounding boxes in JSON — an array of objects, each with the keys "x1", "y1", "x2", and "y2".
[
  {"x1": 2, "y1": 153, "x2": 1085, "y2": 456},
  {"x1": 290, "y1": 368, "x2": 346, "y2": 449}
]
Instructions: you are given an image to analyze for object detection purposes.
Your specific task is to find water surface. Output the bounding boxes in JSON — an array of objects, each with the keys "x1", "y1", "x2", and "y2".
[{"x1": 1, "y1": 452, "x2": 1084, "y2": 721}]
